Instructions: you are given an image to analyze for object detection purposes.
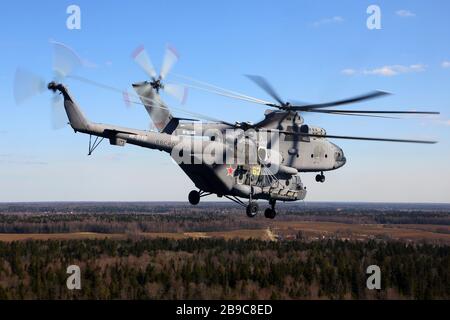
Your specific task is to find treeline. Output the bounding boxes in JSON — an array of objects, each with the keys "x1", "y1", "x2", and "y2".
[
  {"x1": 0, "y1": 203, "x2": 448, "y2": 233},
  {"x1": 0, "y1": 212, "x2": 264, "y2": 233},
  {"x1": 0, "y1": 210, "x2": 448, "y2": 234},
  {"x1": 0, "y1": 238, "x2": 448, "y2": 299}
]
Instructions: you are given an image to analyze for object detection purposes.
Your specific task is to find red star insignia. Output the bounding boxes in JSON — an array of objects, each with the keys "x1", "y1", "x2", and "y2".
[{"x1": 226, "y1": 165, "x2": 235, "y2": 176}]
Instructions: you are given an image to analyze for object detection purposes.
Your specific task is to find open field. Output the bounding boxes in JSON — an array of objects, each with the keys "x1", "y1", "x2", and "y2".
[
  {"x1": 0, "y1": 202, "x2": 449, "y2": 244},
  {"x1": 0, "y1": 222, "x2": 448, "y2": 243}
]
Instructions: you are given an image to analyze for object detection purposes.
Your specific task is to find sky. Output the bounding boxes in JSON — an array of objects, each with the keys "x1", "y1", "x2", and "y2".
[{"x1": 0, "y1": 0, "x2": 449, "y2": 203}]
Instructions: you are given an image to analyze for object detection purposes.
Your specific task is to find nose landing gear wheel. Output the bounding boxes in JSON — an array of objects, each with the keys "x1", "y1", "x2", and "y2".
[
  {"x1": 264, "y1": 208, "x2": 276, "y2": 219},
  {"x1": 315, "y1": 172, "x2": 325, "y2": 183},
  {"x1": 188, "y1": 190, "x2": 200, "y2": 205},
  {"x1": 246, "y1": 202, "x2": 259, "y2": 218}
]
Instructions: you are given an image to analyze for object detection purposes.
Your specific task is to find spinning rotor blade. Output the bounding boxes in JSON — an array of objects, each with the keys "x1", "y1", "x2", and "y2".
[
  {"x1": 164, "y1": 83, "x2": 188, "y2": 104},
  {"x1": 175, "y1": 74, "x2": 437, "y2": 120},
  {"x1": 291, "y1": 91, "x2": 391, "y2": 110},
  {"x1": 14, "y1": 41, "x2": 86, "y2": 129},
  {"x1": 279, "y1": 131, "x2": 437, "y2": 144},
  {"x1": 306, "y1": 109, "x2": 440, "y2": 115},
  {"x1": 51, "y1": 40, "x2": 83, "y2": 79},
  {"x1": 51, "y1": 95, "x2": 68, "y2": 129},
  {"x1": 15, "y1": 40, "x2": 84, "y2": 105},
  {"x1": 13, "y1": 68, "x2": 68, "y2": 129},
  {"x1": 311, "y1": 112, "x2": 399, "y2": 119},
  {"x1": 132, "y1": 45, "x2": 158, "y2": 79},
  {"x1": 160, "y1": 45, "x2": 178, "y2": 80},
  {"x1": 13, "y1": 68, "x2": 46, "y2": 105},
  {"x1": 68, "y1": 75, "x2": 126, "y2": 95},
  {"x1": 173, "y1": 73, "x2": 273, "y2": 105},
  {"x1": 140, "y1": 98, "x2": 235, "y2": 126},
  {"x1": 67, "y1": 75, "x2": 235, "y2": 126},
  {"x1": 245, "y1": 74, "x2": 286, "y2": 106}
]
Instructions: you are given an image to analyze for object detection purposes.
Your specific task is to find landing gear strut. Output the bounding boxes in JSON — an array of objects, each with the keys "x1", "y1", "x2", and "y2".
[
  {"x1": 264, "y1": 199, "x2": 277, "y2": 219},
  {"x1": 246, "y1": 202, "x2": 259, "y2": 218},
  {"x1": 315, "y1": 172, "x2": 325, "y2": 183}
]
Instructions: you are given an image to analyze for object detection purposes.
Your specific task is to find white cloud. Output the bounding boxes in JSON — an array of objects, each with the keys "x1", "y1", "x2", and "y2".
[
  {"x1": 342, "y1": 64, "x2": 426, "y2": 77},
  {"x1": 396, "y1": 10, "x2": 416, "y2": 17},
  {"x1": 442, "y1": 61, "x2": 450, "y2": 68},
  {"x1": 341, "y1": 68, "x2": 357, "y2": 76},
  {"x1": 312, "y1": 16, "x2": 344, "y2": 27}
]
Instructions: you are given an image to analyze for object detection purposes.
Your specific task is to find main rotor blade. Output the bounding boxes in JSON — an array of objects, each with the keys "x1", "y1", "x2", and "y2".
[
  {"x1": 308, "y1": 109, "x2": 440, "y2": 115},
  {"x1": 245, "y1": 74, "x2": 286, "y2": 106},
  {"x1": 173, "y1": 73, "x2": 273, "y2": 105},
  {"x1": 291, "y1": 91, "x2": 391, "y2": 110},
  {"x1": 132, "y1": 45, "x2": 158, "y2": 79},
  {"x1": 13, "y1": 68, "x2": 47, "y2": 105},
  {"x1": 304, "y1": 111, "x2": 399, "y2": 119},
  {"x1": 136, "y1": 98, "x2": 235, "y2": 126},
  {"x1": 280, "y1": 131, "x2": 437, "y2": 144},
  {"x1": 67, "y1": 75, "x2": 235, "y2": 126},
  {"x1": 160, "y1": 45, "x2": 179, "y2": 80}
]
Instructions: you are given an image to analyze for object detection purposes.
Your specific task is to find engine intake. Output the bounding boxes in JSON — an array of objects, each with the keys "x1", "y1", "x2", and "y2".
[{"x1": 300, "y1": 125, "x2": 326, "y2": 136}]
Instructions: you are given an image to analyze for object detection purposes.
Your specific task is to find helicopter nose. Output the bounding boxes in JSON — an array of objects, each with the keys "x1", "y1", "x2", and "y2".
[{"x1": 335, "y1": 148, "x2": 346, "y2": 168}]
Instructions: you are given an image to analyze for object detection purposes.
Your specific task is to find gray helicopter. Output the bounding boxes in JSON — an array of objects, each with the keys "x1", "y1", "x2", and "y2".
[{"x1": 14, "y1": 44, "x2": 439, "y2": 219}]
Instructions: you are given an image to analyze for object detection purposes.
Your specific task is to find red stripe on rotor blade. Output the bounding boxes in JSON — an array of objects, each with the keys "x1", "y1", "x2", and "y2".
[
  {"x1": 167, "y1": 45, "x2": 179, "y2": 58},
  {"x1": 123, "y1": 91, "x2": 131, "y2": 107},
  {"x1": 132, "y1": 45, "x2": 145, "y2": 59}
]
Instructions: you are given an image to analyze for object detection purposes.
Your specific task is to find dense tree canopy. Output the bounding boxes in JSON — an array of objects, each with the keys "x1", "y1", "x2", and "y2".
[{"x1": 0, "y1": 238, "x2": 448, "y2": 300}]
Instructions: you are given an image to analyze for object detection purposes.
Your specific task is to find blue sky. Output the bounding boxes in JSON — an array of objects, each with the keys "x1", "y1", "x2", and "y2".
[{"x1": 0, "y1": 0, "x2": 449, "y2": 202}]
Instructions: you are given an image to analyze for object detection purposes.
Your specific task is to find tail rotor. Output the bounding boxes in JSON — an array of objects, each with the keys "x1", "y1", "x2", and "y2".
[
  {"x1": 13, "y1": 41, "x2": 83, "y2": 129},
  {"x1": 131, "y1": 44, "x2": 187, "y2": 104}
]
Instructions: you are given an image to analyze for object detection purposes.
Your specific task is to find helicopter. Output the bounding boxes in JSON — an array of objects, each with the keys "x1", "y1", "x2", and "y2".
[{"x1": 14, "y1": 43, "x2": 440, "y2": 219}]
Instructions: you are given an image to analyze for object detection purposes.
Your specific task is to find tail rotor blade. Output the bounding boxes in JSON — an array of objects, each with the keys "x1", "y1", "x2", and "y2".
[
  {"x1": 51, "y1": 94, "x2": 68, "y2": 129},
  {"x1": 164, "y1": 83, "x2": 188, "y2": 104},
  {"x1": 51, "y1": 40, "x2": 82, "y2": 80},
  {"x1": 13, "y1": 68, "x2": 46, "y2": 105},
  {"x1": 132, "y1": 45, "x2": 157, "y2": 79},
  {"x1": 160, "y1": 45, "x2": 179, "y2": 80}
]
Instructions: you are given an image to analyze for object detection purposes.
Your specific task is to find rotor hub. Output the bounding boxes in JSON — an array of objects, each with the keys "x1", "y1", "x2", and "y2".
[{"x1": 149, "y1": 78, "x2": 164, "y2": 92}]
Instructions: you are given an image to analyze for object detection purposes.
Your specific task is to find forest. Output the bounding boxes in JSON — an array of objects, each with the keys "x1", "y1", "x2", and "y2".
[{"x1": 0, "y1": 238, "x2": 448, "y2": 300}]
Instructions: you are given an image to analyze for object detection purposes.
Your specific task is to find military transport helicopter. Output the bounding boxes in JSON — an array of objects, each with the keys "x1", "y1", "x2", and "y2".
[{"x1": 14, "y1": 43, "x2": 440, "y2": 219}]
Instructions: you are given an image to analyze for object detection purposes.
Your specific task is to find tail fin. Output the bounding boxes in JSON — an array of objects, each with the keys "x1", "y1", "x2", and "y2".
[
  {"x1": 48, "y1": 82, "x2": 89, "y2": 132},
  {"x1": 132, "y1": 82, "x2": 175, "y2": 133}
]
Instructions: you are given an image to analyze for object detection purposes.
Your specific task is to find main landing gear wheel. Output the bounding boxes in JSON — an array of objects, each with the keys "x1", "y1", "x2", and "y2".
[
  {"x1": 188, "y1": 190, "x2": 200, "y2": 205},
  {"x1": 265, "y1": 199, "x2": 277, "y2": 219},
  {"x1": 315, "y1": 172, "x2": 325, "y2": 183},
  {"x1": 246, "y1": 202, "x2": 259, "y2": 218},
  {"x1": 264, "y1": 208, "x2": 276, "y2": 219}
]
